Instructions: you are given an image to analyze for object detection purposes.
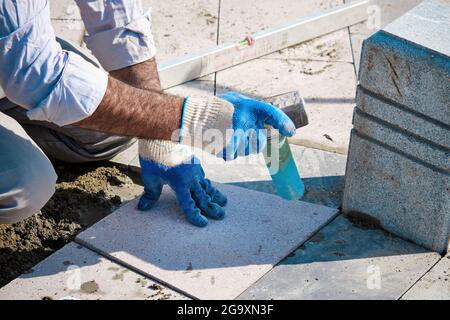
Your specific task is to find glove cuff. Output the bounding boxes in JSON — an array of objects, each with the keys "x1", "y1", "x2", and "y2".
[
  {"x1": 138, "y1": 139, "x2": 193, "y2": 167},
  {"x1": 181, "y1": 96, "x2": 234, "y2": 151}
]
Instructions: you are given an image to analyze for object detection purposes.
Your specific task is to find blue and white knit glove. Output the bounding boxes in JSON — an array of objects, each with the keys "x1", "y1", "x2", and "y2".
[
  {"x1": 138, "y1": 139, "x2": 227, "y2": 227},
  {"x1": 179, "y1": 93, "x2": 296, "y2": 160}
]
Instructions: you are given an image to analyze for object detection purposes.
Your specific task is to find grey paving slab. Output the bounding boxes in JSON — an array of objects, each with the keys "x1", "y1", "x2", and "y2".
[
  {"x1": 353, "y1": 110, "x2": 449, "y2": 171},
  {"x1": 76, "y1": 184, "x2": 338, "y2": 299},
  {"x1": 165, "y1": 78, "x2": 215, "y2": 97},
  {"x1": 0, "y1": 242, "x2": 186, "y2": 300},
  {"x1": 218, "y1": 0, "x2": 348, "y2": 45},
  {"x1": 343, "y1": 132, "x2": 450, "y2": 253},
  {"x1": 143, "y1": 0, "x2": 218, "y2": 94},
  {"x1": 384, "y1": 0, "x2": 450, "y2": 57},
  {"x1": 264, "y1": 30, "x2": 354, "y2": 63},
  {"x1": 239, "y1": 215, "x2": 441, "y2": 300},
  {"x1": 216, "y1": 58, "x2": 357, "y2": 154},
  {"x1": 356, "y1": 88, "x2": 450, "y2": 149},
  {"x1": 142, "y1": 0, "x2": 219, "y2": 62},
  {"x1": 402, "y1": 253, "x2": 450, "y2": 300},
  {"x1": 359, "y1": 27, "x2": 450, "y2": 126},
  {"x1": 346, "y1": 0, "x2": 424, "y2": 36},
  {"x1": 225, "y1": 1, "x2": 354, "y2": 64}
]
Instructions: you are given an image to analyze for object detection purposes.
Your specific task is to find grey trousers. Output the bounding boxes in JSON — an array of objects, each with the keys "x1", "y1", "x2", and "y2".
[
  {"x1": 0, "y1": 38, "x2": 135, "y2": 223},
  {"x1": 0, "y1": 112, "x2": 57, "y2": 223}
]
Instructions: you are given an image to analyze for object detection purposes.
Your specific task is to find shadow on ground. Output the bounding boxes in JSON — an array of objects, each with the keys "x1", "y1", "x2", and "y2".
[{"x1": 229, "y1": 175, "x2": 345, "y2": 208}]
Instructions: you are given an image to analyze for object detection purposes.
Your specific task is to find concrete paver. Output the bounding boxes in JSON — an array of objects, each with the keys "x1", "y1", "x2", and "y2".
[
  {"x1": 344, "y1": 0, "x2": 450, "y2": 253},
  {"x1": 239, "y1": 215, "x2": 441, "y2": 300},
  {"x1": 142, "y1": 0, "x2": 219, "y2": 94},
  {"x1": 77, "y1": 184, "x2": 338, "y2": 299},
  {"x1": 142, "y1": 0, "x2": 220, "y2": 62},
  {"x1": 264, "y1": 30, "x2": 354, "y2": 63},
  {"x1": 218, "y1": 0, "x2": 347, "y2": 44},
  {"x1": 402, "y1": 253, "x2": 450, "y2": 300},
  {"x1": 347, "y1": 0, "x2": 424, "y2": 36},
  {"x1": 0, "y1": 242, "x2": 186, "y2": 300}
]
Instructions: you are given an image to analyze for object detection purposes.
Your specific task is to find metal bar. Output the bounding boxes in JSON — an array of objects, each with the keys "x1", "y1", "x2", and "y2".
[{"x1": 158, "y1": 0, "x2": 371, "y2": 89}]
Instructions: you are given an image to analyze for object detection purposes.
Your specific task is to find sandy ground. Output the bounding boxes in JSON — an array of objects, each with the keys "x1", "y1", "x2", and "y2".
[{"x1": 0, "y1": 162, "x2": 143, "y2": 288}]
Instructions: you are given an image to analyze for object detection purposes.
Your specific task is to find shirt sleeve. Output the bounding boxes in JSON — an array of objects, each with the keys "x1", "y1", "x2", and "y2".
[
  {"x1": 75, "y1": 0, "x2": 157, "y2": 72},
  {"x1": 0, "y1": 0, "x2": 108, "y2": 126}
]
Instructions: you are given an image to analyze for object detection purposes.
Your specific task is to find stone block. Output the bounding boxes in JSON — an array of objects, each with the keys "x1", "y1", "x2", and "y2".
[
  {"x1": 357, "y1": 87, "x2": 450, "y2": 149},
  {"x1": 343, "y1": 0, "x2": 450, "y2": 253},
  {"x1": 352, "y1": 109, "x2": 449, "y2": 171},
  {"x1": 359, "y1": 31, "x2": 450, "y2": 126},
  {"x1": 342, "y1": 132, "x2": 450, "y2": 253}
]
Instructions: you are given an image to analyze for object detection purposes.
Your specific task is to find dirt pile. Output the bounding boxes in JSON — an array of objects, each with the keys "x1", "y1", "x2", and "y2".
[{"x1": 0, "y1": 162, "x2": 142, "y2": 288}]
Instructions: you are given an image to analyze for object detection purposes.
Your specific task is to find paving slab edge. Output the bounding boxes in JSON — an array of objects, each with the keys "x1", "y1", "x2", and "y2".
[
  {"x1": 232, "y1": 210, "x2": 341, "y2": 299},
  {"x1": 397, "y1": 253, "x2": 445, "y2": 300},
  {"x1": 73, "y1": 237, "x2": 195, "y2": 300}
]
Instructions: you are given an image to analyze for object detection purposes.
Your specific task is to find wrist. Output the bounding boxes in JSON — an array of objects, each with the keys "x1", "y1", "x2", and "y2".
[
  {"x1": 180, "y1": 96, "x2": 234, "y2": 150},
  {"x1": 139, "y1": 139, "x2": 193, "y2": 167}
]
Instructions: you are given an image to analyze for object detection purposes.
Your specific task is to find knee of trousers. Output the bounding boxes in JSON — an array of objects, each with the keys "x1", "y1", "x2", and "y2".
[{"x1": 0, "y1": 160, "x2": 57, "y2": 224}]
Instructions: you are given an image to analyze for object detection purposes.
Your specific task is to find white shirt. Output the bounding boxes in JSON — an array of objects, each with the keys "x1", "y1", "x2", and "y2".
[{"x1": 0, "y1": 0, "x2": 156, "y2": 126}]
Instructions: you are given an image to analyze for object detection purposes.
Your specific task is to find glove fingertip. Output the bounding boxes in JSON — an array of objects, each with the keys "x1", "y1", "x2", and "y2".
[
  {"x1": 188, "y1": 213, "x2": 209, "y2": 227},
  {"x1": 207, "y1": 203, "x2": 226, "y2": 220},
  {"x1": 213, "y1": 192, "x2": 227, "y2": 207},
  {"x1": 137, "y1": 197, "x2": 156, "y2": 211},
  {"x1": 279, "y1": 119, "x2": 296, "y2": 137}
]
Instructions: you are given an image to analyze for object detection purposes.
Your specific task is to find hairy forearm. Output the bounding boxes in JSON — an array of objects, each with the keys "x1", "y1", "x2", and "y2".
[
  {"x1": 110, "y1": 58, "x2": 162, "y2": 91},
  {"x1": 74, "y1": 75, "x2": 183, "y2": 140}
]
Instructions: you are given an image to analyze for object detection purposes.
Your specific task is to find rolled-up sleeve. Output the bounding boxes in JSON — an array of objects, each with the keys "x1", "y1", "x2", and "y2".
[
  {"x1": 0, "y1": 0, "x2": 108, "y2": 126},
  {"x1": 75, "y1": 0, "x2": 156, "y2": 71}
]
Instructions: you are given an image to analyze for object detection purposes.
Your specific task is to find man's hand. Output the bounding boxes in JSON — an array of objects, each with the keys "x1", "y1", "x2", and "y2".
[
  {"x1": 219, "y1": 91, "x2": 296, "y2": 160},
  {"x1": 108, "y1": 59, "x2": 227, "y2": 227},
  {"x1": 138, "y1": 140, "x2": 227, "y2": 227},
  {"x1": 179, "y1": 93, "x2": 296, "y2": 160}
]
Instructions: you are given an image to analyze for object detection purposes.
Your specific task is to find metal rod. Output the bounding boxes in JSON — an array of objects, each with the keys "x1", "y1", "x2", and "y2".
[{"x1": 158, "y1": 0, "x2": 371, "y2": 89}]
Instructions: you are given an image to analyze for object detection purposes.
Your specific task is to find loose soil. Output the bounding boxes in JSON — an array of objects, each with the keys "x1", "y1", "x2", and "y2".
[{"x1": 0, "y1": 162, "x2": 143, "y2": 288}]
